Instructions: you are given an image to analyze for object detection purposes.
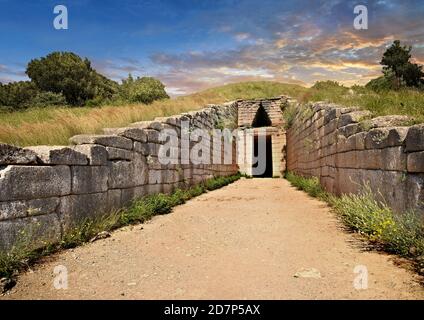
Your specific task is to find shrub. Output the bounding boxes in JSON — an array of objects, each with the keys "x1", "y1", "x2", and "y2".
[
  {"x1": 0, "y1": 81, "x2": 39, "y2": 109},
  {"x1": 119, "y1": 75, "x2": 169, "y2": 104},
  {"x1": 29, "y1": 91, "x2": 67, "y2": 107}
]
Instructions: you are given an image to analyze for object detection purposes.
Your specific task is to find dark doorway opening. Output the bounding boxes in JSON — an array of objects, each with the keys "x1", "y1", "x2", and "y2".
[
  {"x1": 252, "y1": 134, "x2": 273, "y2": 177},
  {"x1": 252, "y1": 104, "x2": 272, "y2": 127}
]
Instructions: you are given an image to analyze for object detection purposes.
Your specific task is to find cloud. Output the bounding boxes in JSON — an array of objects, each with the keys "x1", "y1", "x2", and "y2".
[
  {"x1": 92, "y1": 58, "x2": 145, "y2": 82},
  {"x1": 146, "y1": 0, "x2": 424, "y2": 94}
]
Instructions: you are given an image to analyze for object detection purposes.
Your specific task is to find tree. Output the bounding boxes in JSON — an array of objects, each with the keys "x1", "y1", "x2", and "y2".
[
  {"x1": 26, "y1": 51, "x2": 118, "y2": 105},
  {"x1": 0, "y1": 81, "x2": 39, "y2": 109},
  {"x1": 380, "y1": 40, "x2": 424, "y2": 89},
  {"x1": 120, "y1": 75, "x2": 169, "y2": 104}
]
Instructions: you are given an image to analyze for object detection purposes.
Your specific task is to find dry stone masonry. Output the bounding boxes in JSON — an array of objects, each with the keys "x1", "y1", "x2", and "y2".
[
  {"x1": 237, "y1": 97, "x2": 287, "y2": 177},
  {"x1": 5, "y1": 95, "x2": 421, "y2": 252},
  {"x1": 287, "y1": 101, "x2": 424, "y2": 215},
  {"x1": 0, "y1": 102, "x2": 239, "y2": 251}
]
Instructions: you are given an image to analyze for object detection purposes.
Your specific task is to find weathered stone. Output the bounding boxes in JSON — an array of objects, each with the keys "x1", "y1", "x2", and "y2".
[
  {"x1": 145, "y1": 129, "x2": 161, "y2": 143},
  {"x1": 367, "y1": 115, "x2": 412, "y2": 128},
  {"x1": 338, "y1": 123, "x2": 361, "y2": 137},
  {"x1": 148, "y1": 170, "x2": 163, "y2": 184},
  {"x1": 130, "y1": 121, "x2": 163, "y2": 131},
  {"x1": 133, "y1": 141, "x2": 149, "y2": 155},
  {"x1": 121, "y1": 186, "x2": 147, "y2": 206},
  {"x1": 382, "y1": 147, "x2": 407, "y2": 171},
  {"x1": 0, "y1": 165, "x2": 71, "y2": 201},
  {"x1": 146, "y1": 183, "x2": 163, "y2": 195},
  {"x1": 405, "y1": 124, "x2": 424, "y2": 152},
  {"x1": 26, "y1": 146, "x2": 88, "y2": 165},
  {"x1": 108, "y1": 155, "x2": 147, "y2": 188},
  {"x1": 365, "y1": 128, "x2": 390, "y2": 149},
  {"x1": 338, "y1": 111, "x2": 371, "y2": 128},
  {"x1": 0, "y1": 197, "x2": 60, "y2": 221},
  {"x1": 0, "y1": 143, "x2": 38, "y2": 165},
  {"x1": 353, "y1": 132, "x2": 366, "y2": 150},
  {"x1": 71, "y1": 166, "x2": 109, "y2": 194},
  {"x1": 407, "y1": 152, "x2": 424, "y2": 172},
  {"x1": 106, "y1": 147, "x2": 134, "y2": 161},
  {"x1": 0, "y1": 213, "x2": 61, "y2": 251},
  {"x1": 59, "y1": 192, "x2": 109, "y2": 230},
  {"x1": 70, "y1": 134, "x2": 133, "y2": 150},
  {"x1": 107, "y1": 189, "x2": 122, "y2": 210},
  {"x1": 387, "y1": 127, "x2": 408, "y2": 146},
  {"x1": 73, "y1": 144, "x2": 108, "y2": 166},
  {"x1": 103, "y1": 127, "x2": 147, "y2": 142},
  {"x1": 323, "y1": 108, "x2": 340, "y2": 125}
]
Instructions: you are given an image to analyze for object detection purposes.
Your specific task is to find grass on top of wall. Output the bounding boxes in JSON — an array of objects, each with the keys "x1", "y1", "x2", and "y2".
[
  {"x1": 0, "y1": 173, "x2": 241, "y2": 283},
  {"x1": 0, "y1": 81, "x2": 305, "y2": 147},
  {"x1": 296, "y1": 84, "x2": 424, "y2": 124},
  {"x1": 285, "y1": 171, "x2": 424, "y2": 274}
]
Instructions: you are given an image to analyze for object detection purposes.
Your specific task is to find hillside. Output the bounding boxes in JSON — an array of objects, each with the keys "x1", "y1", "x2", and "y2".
[
  {"x1": 0, "y1": 81, "x2": 305, "y2": 146},
  {"x1": 1, "y1": 80, "x2": 424, "y2": 146}
]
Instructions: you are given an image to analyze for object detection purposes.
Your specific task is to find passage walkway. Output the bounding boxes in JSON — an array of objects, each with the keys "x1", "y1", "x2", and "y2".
[{"x1": 3, "y1": 178, "x2": 424, "y2": 299}]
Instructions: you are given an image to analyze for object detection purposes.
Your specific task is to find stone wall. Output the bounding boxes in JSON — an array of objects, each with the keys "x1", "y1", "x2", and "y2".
[
  {"x1": 0, "y1": 102, "x2": 239, "y2": 251},
  {"x1": 287, "y1": 102, "x2": 424, "y2": 215},
  {"x1": 237, "y1": 97, "x2": 287, "y2": 177}
]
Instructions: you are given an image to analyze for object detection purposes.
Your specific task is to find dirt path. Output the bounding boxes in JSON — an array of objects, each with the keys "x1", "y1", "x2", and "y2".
[{"x1": 3, "y1": 178, "x2": 424, "y2": 300}]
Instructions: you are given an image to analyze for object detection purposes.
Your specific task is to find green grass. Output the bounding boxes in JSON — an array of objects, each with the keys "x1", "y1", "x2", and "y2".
[
  {"x1": 297, "y1": 83, "x2": 424, "y2": 123},
  {"x1": 285, "y1": 171, "x2": 424, "y2": 273},
  {"x1": 0, "y1": 173, "x2": 241, "y2": 280}
]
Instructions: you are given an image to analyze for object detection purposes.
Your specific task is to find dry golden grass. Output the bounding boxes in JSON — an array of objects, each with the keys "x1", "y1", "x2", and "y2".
[{"x1": 0, "y1": 81, "x2": 305, "y2": 146}]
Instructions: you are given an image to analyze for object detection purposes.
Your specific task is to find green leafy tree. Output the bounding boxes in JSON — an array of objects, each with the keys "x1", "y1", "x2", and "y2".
[
  {"x1": 26, "y1": 52, "x2": 118, "y2": 105},
  {"x1": 120, "y1": 75, "x2": 169, "y2": 104},
  {"x1": 380, "y1": 40, "x2": 424, "y2": 89},
  {"x1": 0, "y1": 81, "x2": 39, "y2": 109}
]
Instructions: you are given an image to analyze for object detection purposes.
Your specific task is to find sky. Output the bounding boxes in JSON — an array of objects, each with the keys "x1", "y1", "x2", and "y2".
[{"x1": 0, "y1": 0, "x2": 423, "y2": 96}]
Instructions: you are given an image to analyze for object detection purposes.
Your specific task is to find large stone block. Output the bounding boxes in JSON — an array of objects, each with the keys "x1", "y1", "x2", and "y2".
[
  {"x1": 133, "y1": 141, "x2": 149, "y2": 155},
  {"x1": 26, "y1": 146, "x2": 88, "y2": 165},
  {"x1": 366, "y1": 115, "x2": 411, "y2": 129},
  {"x1": 121, "y1": 186, "x2": 148, "y2": 206},
  {"x1": 106, "y1": 147, "x2": 134, "y2": 161},
  {"x1": 407, "y1": 151, "x2": 424, "y2": 172},
  {"x1": 338, "y1": 111, "x2": 371, "y2": 128},
  {"x1": 148, "y1": 170, "x2": 164, "y2": 184},
  {"x1": 338, "y1": 123, "x2": 361, "y2": 137},
  {"x1": 103, "y1": 127, "x2": 147, "y2": 143},
  {"x1": 365, "y1": 128, "x2": 390, "y2": 149},
  {"x1": 0, "y1": 165, "x2": 71, "y2": 201},
  {"x1": 108, "y1": 155, "x2": 147, "y2": 189},
  {"x1": 130, "y1": 121, "x2": 163, "y2": 131},
  {"x1": 71, "y1": 166, "x2": 109, "y2": 194},
  {"x1": 73, "y1": 144, "x2": 108, "y2": 166},
  {"x1": 59, "y1": 192, "x2": 109, "y2": 230},
  {"x1": 405, "y1": 124, "x2": 424, "y2": 152},
  {"x1": 0, "y1": 143, "x2": 38, "y2": 165},
  {"x1": 0, "y1": 213, "x2": 62, "y2": 251},
  {"x1": 0, "y1": 197, "x2": 60, "y2": 221},
  {"x1": 381, "y1": 147, "x2": 407, "y2": 171},
  {"x1": 107, "y1": 189, "x2": 122, "y2": 210},
  {"x1": 70, "y1": 134, "x2": 133, "y2": 150}
]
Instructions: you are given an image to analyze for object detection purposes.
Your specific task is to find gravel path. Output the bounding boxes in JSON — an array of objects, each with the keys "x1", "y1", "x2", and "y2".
[{"x1": 3, "y1": 178, "x2": 424, "y2": 299}]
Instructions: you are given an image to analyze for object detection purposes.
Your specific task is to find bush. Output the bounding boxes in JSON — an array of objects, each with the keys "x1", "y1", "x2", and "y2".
[
  {"x1": 29, "y1": 91, "x2": 67, "y2": 107},
  {"x1": 120, "y1": 75, "x2": 169, "y2": 104},
  {"x1": 0, "y1": 81, "x2": 39, "y2": 109}
]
